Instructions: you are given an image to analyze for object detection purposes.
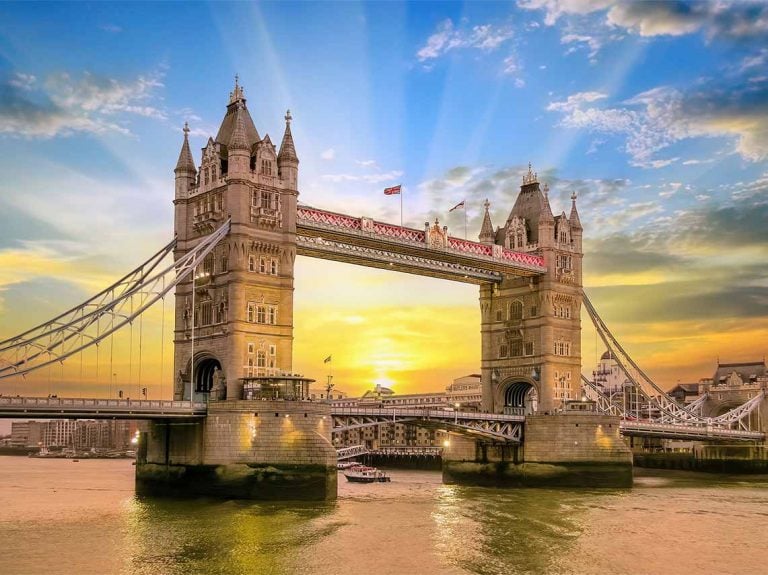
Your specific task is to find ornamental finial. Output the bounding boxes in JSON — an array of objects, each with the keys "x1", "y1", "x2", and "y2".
[
  {"x1": 229, "y1": 74, "x2": 245, "y2": 104},
  {"x1": 571, "y1": 191, "x2": 578, "y2": 202},
  {"x1": 483, "y1": 198, "x2": 490, "y2": 210},
  {"x1": 522, "y1": 162, "x2": 538, "y2": 185},
  {"x1": 183, "y1": 122, "x2": 190, "y2": 138},
  {"x1": 285, "y1": 109, "x2": 292, "y2": 124}
]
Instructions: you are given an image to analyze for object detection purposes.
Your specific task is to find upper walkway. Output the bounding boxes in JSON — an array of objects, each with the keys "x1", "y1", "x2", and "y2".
[
  {"x1": 296, "y1": 205, "x2": 546, "y2": 284},
  {"x1": 0, "y1": 396, "x2": 207, "y2": 419}
]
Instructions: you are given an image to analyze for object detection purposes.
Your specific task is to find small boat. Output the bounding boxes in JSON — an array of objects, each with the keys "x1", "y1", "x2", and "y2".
[
  {"x1": 337, "y1": 461, "x2": 361, "y2": 470},
  {"x1": 343, "y1": 465, "x2": 391, "y2": 483},
  {"x1": 72, "y1": 459, "x2": 79, "y2": 463}
]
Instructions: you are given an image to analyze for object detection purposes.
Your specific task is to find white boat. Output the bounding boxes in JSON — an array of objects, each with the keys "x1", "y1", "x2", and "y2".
[
  {"x1": 337, "y1": 461, "x2": 361, "y2": 470},
  {"x1": 343, "y1": 465, "x2": 391, "y2": 483}
]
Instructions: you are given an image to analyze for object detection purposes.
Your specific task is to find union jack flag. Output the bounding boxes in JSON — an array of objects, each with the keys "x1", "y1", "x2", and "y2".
[
  {"x1": 449, "y1": 200, "x2": 465, "y2": 212},
  {"x1": 383, "y1": 185, "x2": 401, "y2": 195}
]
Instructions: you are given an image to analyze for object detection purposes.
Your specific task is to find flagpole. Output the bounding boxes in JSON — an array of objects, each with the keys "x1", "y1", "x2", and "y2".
[
  {"x1": 464, "y1": 205, "x2": 467, "y2": 240},
  {"x1": 400, "y1": 187, "x2": 403, "y2": 227}
]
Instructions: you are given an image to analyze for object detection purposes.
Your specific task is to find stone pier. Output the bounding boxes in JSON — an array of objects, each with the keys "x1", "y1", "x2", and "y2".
[
  {"x1": 443, "y1": 413, "x2": 632, "y2": 487},
  {"x1": 136, "y1": 400, "x2": 337, "y2": 500}
]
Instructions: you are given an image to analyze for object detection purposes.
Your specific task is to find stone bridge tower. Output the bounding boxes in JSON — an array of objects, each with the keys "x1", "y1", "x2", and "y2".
[
  {"x1": 479, "y1": 165, "x2": 583, "y2": 414},
  {"x1": 172, "y1": 79, "x2": 299, "y2": 401}
]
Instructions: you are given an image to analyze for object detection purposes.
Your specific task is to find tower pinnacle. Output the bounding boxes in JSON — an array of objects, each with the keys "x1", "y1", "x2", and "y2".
[
  {"x1": 278, "y1": 109, "x2": 299, "y2": 165},
  {"x1": 229, "y1": 74, "x2": 245, "y2": 104},
  {"x1": 174, "y1": 122, "x2": 196, "y2": 173},
  {"x1": 569, "y1": 191, "x2": 582, "y2": 230},
  {"x1": 479, "y1": 198, "x2": 495, "y2": 244}
]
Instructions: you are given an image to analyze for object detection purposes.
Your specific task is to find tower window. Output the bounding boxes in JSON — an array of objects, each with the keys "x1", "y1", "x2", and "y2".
[
  {"x1": 270, "y1": 258, "x2": 279, "y2": 275},
  {"x1": 499, "y1": 344, "x2": 508, "y2": 358},
  {"x1": 259, "y1": 257, "x2": 267, "y2": 274},
  {"x1": 510, "y1": 301, "x2": 523, "y2": 320},
  {"x1": 248, "y1": 255, "x2": 256, "y2": 272},
  {"x1": 247, "y1": 303, "x2": 255, "y2": 323},
  {"x1": 256, "y1": 305, "x2": 266, "y2": 324}
]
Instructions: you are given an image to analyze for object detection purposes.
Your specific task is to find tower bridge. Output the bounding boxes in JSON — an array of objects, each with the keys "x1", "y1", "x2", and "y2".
[{"x1": 1, "y1": 79, "x2": 765, "y2": 498}]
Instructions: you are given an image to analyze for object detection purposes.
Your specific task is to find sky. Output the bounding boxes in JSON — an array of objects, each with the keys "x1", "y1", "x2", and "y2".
[{"x1": 0, "y1": 0, "x2": 767, "y2": 405}]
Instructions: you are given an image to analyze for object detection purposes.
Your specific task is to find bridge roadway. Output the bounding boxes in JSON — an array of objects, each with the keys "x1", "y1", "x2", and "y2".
[{"x1": 0, "y1": 397, "x2": 763, "y2": 442}]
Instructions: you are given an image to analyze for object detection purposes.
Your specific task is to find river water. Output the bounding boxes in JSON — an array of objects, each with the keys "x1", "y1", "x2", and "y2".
[{"x1": 1, "y1": 457, "x2": 767, "y2": 574}]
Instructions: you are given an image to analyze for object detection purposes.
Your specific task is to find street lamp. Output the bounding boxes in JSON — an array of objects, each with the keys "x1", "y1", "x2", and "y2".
[{"x1": 454, "y1": 402, "x2": 460, "y2": 424}]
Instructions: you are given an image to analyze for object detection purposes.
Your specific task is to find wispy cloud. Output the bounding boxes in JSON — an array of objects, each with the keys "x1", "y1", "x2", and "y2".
[
  {"x1": 320, "y1": 148, "x2": 336, "y2": 160},
  {"x1": 321, "y1": 169, "x2": 403, "y2": 184},
  {"x1": 0, "y1": 70, "x2": 166, "y2": 138},
  {"x1": 417, "y1": 19, "x2": 515, "y2": 62}
]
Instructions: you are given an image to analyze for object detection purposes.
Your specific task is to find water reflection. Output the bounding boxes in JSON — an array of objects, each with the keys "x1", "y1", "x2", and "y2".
[{"x1": 122, "y1": 497, "x2": 339, "y2": 574}]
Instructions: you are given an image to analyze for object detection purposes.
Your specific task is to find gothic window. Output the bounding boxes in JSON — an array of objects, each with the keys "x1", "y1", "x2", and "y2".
[
  {"x1": 202, "y1": 254, "x2": 214, "y2": 276},
  {"x1": 270, "y1": 258, "x2": 279, "y2": 275},
  {"x1": 204, "y1": 168, "x2": 209, "y2": 185},
  {"x1": 246, "y1": 358, "x2": 254, "y2": 378},
  {"x1": 257, "y1": 350, "x2": 266, "y2": 368},
  {"x1": 212, "y1": 165, "x2": 217, "y2": 181},
  {"x1": 267, "y1": 306, "x2": 277, "y2": 325},
  {"x1": 214, "y1": 194, "x2": 221, "y2": 212},
  {"x1": 524, "y1": 342, "x2": 534, "y2": 356},
  {"x1": 259, "y1": 257, "x2": 267, "y2": 274},
  {"x1": 510, "y1": 339, "x2": 523, "y2": 357},
  {"x1": 261, "y1": 191, "x2": 271, "y2": 208},
  {"x1": 530, "y1": 306, "x2": 537, "y2": 317},
  {"x1": 251, "y1": 191, "x2": 259, "y2": 207},
  {"x1": 510, "y1": 300, "x2": 523, "y2": 320},
  {"x1": 247, "y1": 343, "x2": 255, "y2": 355},
  {"x1": 199, "y1": 302, "x2": 212, "y2": 326},
  {"x1": 499, "y1": 344, "x2": 509, "y2": 358},
  {"x1": 247, "y1": 303, "x2": 255, "y2": 323},
  {"x1": 248, "y1": 255, "x2": 256, "y2": 272},
  {"x1": 496, "y1": 309, "x2": 503, "y2": 322},
  {"x1": 221, "y1": 255, "x2": 228, "y2": 273},
  {"x1": 257, "y1": 305, "x2": 266, "y2": 324}
]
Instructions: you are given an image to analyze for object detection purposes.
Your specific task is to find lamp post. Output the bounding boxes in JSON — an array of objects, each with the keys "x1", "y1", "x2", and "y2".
[{"x1": 454, "y1": 402, "x2": 460, "y2": 424}]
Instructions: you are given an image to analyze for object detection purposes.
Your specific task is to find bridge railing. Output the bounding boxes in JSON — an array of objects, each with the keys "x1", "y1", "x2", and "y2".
[
  {"x1": 331, "y1": 406, "x2": 525, "y2": 422},
  {"x1": 0, "y1": 396, "x2": 207, "y2": 412}
]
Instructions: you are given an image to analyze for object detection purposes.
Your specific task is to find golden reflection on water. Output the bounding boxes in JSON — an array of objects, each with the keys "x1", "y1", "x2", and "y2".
[{"x1": 2, "y1": 458, "x2": 768, "y2": 575}]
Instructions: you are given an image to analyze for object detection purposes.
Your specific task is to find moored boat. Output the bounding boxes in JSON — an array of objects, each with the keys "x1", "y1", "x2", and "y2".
[{"x1": 343, "y1": 465, "x2": 391, "y2": 483}]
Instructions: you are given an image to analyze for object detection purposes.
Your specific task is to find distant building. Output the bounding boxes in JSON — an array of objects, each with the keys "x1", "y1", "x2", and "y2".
[
  {"x1": 11, "y1": 420, "x2": 139, "y2": 450},
  {"x1": 668, "y1": 382, "x2": 703, "y2": 405},
  {"x1": 331, "y1": 375, "x2": 483, "y2": 450},
  {"x1": 592, "y1": 350, "x2": 629, "y2": 394},
  {"x1": 10, "y1": 421, "x2": 43, "y2": 447},
  {"x1": 307, "y1": 387, "x2": 347, "y2": 401},
  {"x1": 445, "y1": 374, "x2": 482, "y2": 410}
]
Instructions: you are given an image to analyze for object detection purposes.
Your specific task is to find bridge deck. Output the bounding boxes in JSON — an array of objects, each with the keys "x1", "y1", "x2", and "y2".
[
  {"x1": 0, "y1": 396, "x2": 206, "y2": 419},
  {"x1": 296, "y1": 206, "x2": 546, "y2": 283}
]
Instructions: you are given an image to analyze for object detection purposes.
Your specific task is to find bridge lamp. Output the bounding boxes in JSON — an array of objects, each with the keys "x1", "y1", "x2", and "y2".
[{"x1": 443, "y1": 439, "x2": 451, "y2": 447}]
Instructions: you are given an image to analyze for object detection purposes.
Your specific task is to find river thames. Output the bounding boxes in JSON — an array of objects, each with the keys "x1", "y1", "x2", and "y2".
[{"x1": 1, "y1": 456, "x2": 766, "y2": 574}]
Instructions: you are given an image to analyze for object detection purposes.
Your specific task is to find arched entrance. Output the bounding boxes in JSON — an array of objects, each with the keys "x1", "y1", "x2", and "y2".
[
  {"x1": 503, "y1": 380, "x2": 538, "y2": 416},
  {"x1": 194, "y1": 356, "x2": 222, "y2": 394}
]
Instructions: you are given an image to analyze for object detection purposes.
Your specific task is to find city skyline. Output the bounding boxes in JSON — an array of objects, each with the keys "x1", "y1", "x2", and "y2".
[{"x1": 1, "y1": 1, "x2": 767, "y2": 400}]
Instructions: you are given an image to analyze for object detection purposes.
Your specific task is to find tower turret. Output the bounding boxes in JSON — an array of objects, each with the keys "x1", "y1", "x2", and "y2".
[
  {"x1": 174, "y1": 122, "x2": 197, "y2": 199},
  {"x1": 278, "y1": 109, "x2": 299, "y2": 190},
  {"x1": 479, "y1": 199, "x2": 495, "y2": 244},
  {"x1": 227, "y1": 102, "x2": 251, "y2": 175}
]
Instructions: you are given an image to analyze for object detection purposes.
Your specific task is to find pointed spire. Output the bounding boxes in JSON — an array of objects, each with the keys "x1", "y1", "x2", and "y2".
[
  {"x1": 569, "y1": 191, "x2": 582, "y2": 230},
  {"x1": 540, "y1": 182, "x2": 554, "y2": 223},
  {"x1": 278, "y1": 109, "x2": 299, "y2": 164},
  {"x1": 479, "y1": 199, "x2": 495, "y2": 244},
  {"x1": 522, "y1": 162, "x2": 538, "y2": 185},
  {"x1": 229, "y1": 74, "x2": 245, "y2": 104},
  {"x1": 175, "y1": 122, "x2": 196, "y2": 173},
  {"x1": 228, "y1": 103, "x2": 249, "y2": 151}
]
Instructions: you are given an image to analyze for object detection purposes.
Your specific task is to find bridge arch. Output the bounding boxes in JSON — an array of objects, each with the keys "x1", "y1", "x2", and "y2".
[
  {"x1": 186, "y1": 352, "x2": 223, "y2": 396},
  {"x1": 497, "y1": 377, "x2": 538, "y2": 416}
]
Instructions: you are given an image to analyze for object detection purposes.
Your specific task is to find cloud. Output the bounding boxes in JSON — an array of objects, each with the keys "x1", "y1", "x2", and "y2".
[
  {"x1": 321, "y1": 170, "x2": 403, "y2": 184},
  {"x1": 521, "y1": 1, "x2": 768, "y2": 41},
  {"x1": 417, "y1": 19, "x2": 515, "y2": 61},
  {"x1": 320, "y1": 148, "x2": 336, "y2": 161},
  {"x1": 547, "y1": 79, "x2": 768, "y2": 166},
  {"x1": 8, "y1": 73, "x2": 35, "y2": 91},
  {"x1": 0, "y1": 70, "x2": 166, "y2": 138},
  {"x1": 99, "y1": 24, "x2": 123, "y2": 33},
  {"x1": 356, "y1": 159, "x2": 377, "y2": 168},
  {"x1": 517, "y1": 0, "x2": 613, "y2": 26},
  {"x1": 607, "y1": 1, "x2": 768, "y2": 40}
]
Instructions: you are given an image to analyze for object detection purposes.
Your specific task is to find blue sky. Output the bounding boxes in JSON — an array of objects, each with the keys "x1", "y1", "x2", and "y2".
[{"x1": 0, "y1": 1, "x2": 767, "y2": 401}]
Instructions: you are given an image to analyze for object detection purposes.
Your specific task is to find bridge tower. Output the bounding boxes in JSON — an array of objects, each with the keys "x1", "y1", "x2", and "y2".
[
  {"x1": 479, "y1": 165, "x2": 583, "y2": 414},
  {"x1": 172, "y1": 78, "x2": 298, "y2": 401}
]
